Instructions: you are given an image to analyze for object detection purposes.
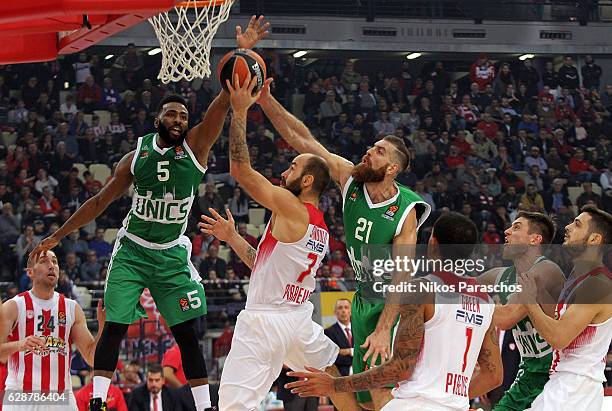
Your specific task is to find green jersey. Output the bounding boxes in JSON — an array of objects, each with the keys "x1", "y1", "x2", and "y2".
[
  {"x1": 123, "y1": 133, "x2": 207, "y2": 245},
  {"x1": 342, "y1": 176, "x2": 431, "y2": 285},
  {"x1": 496, "y1": 257, "x2": 553, "y2": 374}
]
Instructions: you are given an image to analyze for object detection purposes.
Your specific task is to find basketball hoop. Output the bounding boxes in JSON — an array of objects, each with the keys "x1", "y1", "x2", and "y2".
[{"x1": 149, "y1": 0, "x2": 234, "y2": 84}]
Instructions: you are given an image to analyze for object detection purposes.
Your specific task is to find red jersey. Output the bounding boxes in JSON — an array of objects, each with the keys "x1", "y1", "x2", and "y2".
[
  {"x1": 162, "y1": 345, "x2": 187, "y2": 386},
  {"x1": 6, "y1": 291, "x2": 76, "y2": 393},
  {"x1": 247, "y1": 203, "x2": 328, "y2": 309}
]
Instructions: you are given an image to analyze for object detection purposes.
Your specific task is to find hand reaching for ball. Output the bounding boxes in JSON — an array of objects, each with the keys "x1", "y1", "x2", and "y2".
[{"x1": 227, "y1": 73, "x2": 262, "y2": 114}]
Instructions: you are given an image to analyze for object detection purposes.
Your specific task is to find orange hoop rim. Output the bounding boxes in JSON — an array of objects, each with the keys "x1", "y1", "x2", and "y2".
[{"x1": 175, "y1": 0, "x2": 230, "y2": 8}]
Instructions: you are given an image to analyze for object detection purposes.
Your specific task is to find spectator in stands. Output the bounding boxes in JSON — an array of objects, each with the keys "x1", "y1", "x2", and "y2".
[
  {"x1": 89, "y1": 228, "x2": 112, "y2": 261},
  {"x1": 14, "y1": 223, "x2": 40, "y2": 268},
  {"x1": 520, "y1": 183, "x2": 545, "y2": 212},
  {"x1": 79, "y1": 250, "x2": 101, "y2": 282},
  {"x1": 64, "y1": 251, "x2": 80, "y2": 280},
  {"x1": 581, "y1": 55, "x2": 602, "y2": 90},
  {"x1": 543, "y1": 178, "x2": 572, "y2": 214},
  {"x1": 228, "y1": 187, "x2": 249, "y2": 223},
  {"x1": 576, "y1": 181, "x2": 603, "y2": 209},
  {"x1": 107, "y1": 111, "x2": 127, "y2": 137},
  {"x1": 55, "y1": 122, "x2": 79, "y2": 159},
  {"x1": 569, "y1": 147, "x2": 597, "y2": 182},
  {"x1": 100, "y1": 77, "x2": 121, "y2": 111},
  {"x1": 122, "y1": 360, "x2": 144, "y2": 395},
  {"x1": 197, "y1": 183, "x2": 225, "y2": 220},
  {"x1": 77, "y1": 75, "x2": 101, "y2": 113},
  {"x1": 56, "y1": 268, "x2": 78, "y2": 300},
  {"x1": 237, "y1": 222, "x2": 258, "y2": 249},
  {"x1": 38, "y1": 186, "x2": 61, "y2": 218},
  {"x1": 524, "y1": 165, "x2": 544, "y2": 192},
  {"x1": 162, "y1": 345, "x2": 187, "y2": 388},
  {"x1": 75, "y1": 370, "x2": 128, "y2": 411},
  {"x1": 200, "y1": 244, "x2": 227, "y2": 278},
  {"x1": 524, "y1": 146, "x2": 548, "y2": 174},
  {"x1": 470, "y1": 53, "x2": 495, "y2": 92},
  {"x1": 59, "y1": 94, "x2": 77, "y2": 118},
  {"x1": 558, "y1": 55, "x2": 579, "y2": 90},
  {"x1": 34, "y1": 168, "x2": 58, "y2": 194},
  {"x1": 132, "y1": 108, "x2": 154, "y2": 137},
  {"x1": 82, "y1": 171, "x2": 102, "y2": 196},
  {"x1": 69, "y1": 111, "x2": 88, "y2": 137}
]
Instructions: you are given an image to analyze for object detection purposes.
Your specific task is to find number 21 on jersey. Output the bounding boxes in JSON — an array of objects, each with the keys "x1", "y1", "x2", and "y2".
[{"x1": 355, "y1": 217, "x2": 373, "y2": 242}]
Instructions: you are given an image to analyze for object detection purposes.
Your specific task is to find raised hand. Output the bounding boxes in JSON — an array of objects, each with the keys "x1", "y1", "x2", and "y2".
[
  {"x1": 256, "y1": 78, "x2": 274, "y2": 105},
  {"x1": 226, "y1": 73, "x2": 262, "y2": 114},
  {"x1": 198, "y1": 208, "x2": 237, "y2": 242},
  {"x1": 236, "y1": 15, "x2": 270, "y2": 49}
]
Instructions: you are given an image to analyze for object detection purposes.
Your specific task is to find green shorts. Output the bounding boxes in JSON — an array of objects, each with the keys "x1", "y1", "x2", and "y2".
[
  {"x1": 105, "y1": 234, "x2": 207, "y2": 327},
  {"x1": 351, "y1": 289, "x2": 397, "y2": 405},
  {"x1": 493, "y1": 368, "x2": 550, "y2": 411}
]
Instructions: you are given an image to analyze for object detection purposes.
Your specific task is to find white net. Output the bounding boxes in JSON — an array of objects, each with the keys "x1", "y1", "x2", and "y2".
[{"x1": 149, "y1": 0, "x2": 234, "y2": 84}]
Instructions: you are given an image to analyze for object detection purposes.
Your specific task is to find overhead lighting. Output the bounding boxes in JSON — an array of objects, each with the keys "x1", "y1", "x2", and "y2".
[
  {"x1": 293, "y1": 50, "x2": 307, "y2": 58},
  {"x1": 148, "y1": 47, "x2": 162, "y2": 56},
  {"x1": 519, "y1": 53, "x2": 535, "y2": 61},
  {"x1": 104, "y1": 54, "x2": 114, "y2": 60},
  {"x1": 406, "y1": 52, "x2": 422, "y2": 60}
]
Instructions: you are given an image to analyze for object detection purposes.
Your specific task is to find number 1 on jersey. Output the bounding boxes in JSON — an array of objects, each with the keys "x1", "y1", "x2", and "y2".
[{"x1": 355, "y1": 217, "x2": 373, "y2": 242}]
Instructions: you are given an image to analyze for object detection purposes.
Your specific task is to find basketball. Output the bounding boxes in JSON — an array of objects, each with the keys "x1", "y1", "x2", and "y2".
[{"x1": 217, "y1": 48, "x2": 267, "y2": 94}]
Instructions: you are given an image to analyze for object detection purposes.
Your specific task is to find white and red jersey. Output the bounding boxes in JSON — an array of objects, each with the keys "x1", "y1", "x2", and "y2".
[
  {"x1": 246, "y1": 203, "x2": 329, "y2": 310},
  {"x1": 393, "y1": 272, "x2": 494, "y2": 410},
  {"x1": 5, "y1": 291, "x2": 77, "y2": 393},
  {"x1": 550, "y1": 266, "x2": 612, "y2": 382}
]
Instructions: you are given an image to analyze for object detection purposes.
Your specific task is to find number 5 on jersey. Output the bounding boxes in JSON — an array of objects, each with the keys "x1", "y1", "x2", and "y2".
[{"x1": 157, "y1": 161, "x2": 170, "y2": 181}]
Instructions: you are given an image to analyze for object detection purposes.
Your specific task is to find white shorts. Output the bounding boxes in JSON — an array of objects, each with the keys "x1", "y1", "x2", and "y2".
[
  {"x1": 381, "y1": 397, "x2": 461, "y2": 411},
  {"x1": 526, "y1": 371, "x2": 603, "y2": 411},
  {"x1": 218, "y1": 305, "x2": 339, "y2": 411},
  {"x1": 2, "y1": 390, "x2": 77, "y2": 411}
]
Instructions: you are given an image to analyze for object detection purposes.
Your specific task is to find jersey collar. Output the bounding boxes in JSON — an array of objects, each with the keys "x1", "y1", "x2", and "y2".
[
  {"x1": 363, "y1": 182, "x2": 400, "y2": 209},
  {"x1": 152, "y1": 133, "x2": 172, "y2": 155}
]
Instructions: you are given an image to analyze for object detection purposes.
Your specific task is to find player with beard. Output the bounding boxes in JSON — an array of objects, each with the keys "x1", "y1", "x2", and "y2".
[
  {"x1": 477, "y1": 211, "x2": 565, "y2": 411},
  {"x1": 520, "y1": 205, "x2": 612, "y2": 411},
  {"x1": 30, "y1": 17, "x2": 269, "y2": 411},
  {"x1": 257, "y1": 80, "x2": 430, "y2": 410},
  {"x1": 282, "y1": 213, "x2": 503, "y2": 411},
  {"x1": 196, "y1": 74, "x2": 360, "y2": 410}
]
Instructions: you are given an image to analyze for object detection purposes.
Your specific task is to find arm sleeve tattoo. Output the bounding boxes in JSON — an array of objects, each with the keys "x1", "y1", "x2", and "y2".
[
  {"x1": 333, "y1": 303, "x2": 425, "y2": 393},
  {"x1": 229, "y1": 114, "x2": 250, "y2": 163}
]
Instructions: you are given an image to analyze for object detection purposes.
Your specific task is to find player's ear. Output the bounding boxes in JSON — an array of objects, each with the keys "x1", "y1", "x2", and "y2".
[
  {"x1": 388, "y1": 163, "x2": 399, "y2": 175},
  {"x1": 302, "y1": 174, "x2": 314, "y2": 188}
]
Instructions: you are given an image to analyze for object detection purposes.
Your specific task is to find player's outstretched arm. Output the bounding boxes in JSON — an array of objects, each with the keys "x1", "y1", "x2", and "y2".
[
  {"x1": 469, "y1": 322, "x2": 503, "y2": 399},
  {"x1": 30, "y1": 151, "x2": 135, "y2": 260},
  {"x1": 186, "y1": 15, "x2": 270, "y2": 166},
  {"x1": 199, "y1": 208, "x2": 257, "y2": 269},
  {"x1": 227, "y1": 74, "x2": 306, "y2": 219},
  {"x1": 363, "y1": 209, "x2": 418, "y2": 366},
  {"x1": 285, "y1": 300, "x2": 426, "y2": 396},
  {"x1": 258, "y1": 81, "x2": 354, "y2": 189},
  {"x1": 72, "y1": 300, "x2": 105, "y2": 366},
  {"x1": 0, "y1": 301, "x2": 47, "y2": 362}
]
